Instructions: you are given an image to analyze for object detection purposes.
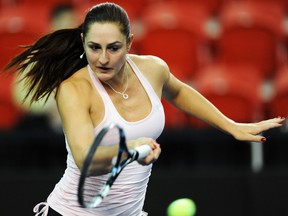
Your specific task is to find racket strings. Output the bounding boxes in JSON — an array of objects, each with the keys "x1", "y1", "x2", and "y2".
[
  {"x1": 78, "y1": 124, "x2": 147, "y2": 208},
  {"x1": 80, "y1": 125, "x2": 123, "y2": 207}
]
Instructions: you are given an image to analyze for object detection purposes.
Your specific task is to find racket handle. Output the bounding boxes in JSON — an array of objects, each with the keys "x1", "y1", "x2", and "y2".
[{"x1": 135, "y1": 144, "x2": 152, "y2": 160}]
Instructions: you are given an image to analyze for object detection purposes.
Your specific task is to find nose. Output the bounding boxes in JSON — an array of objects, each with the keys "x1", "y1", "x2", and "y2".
[{"x1": 99, "y1": 50, "x2": 109, "y2": 65}]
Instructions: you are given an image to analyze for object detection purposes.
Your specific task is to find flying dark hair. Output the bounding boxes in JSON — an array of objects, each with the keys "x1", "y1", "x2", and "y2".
[{"x1": 4, "y1": 2, "x2": 131, "y2": 103}]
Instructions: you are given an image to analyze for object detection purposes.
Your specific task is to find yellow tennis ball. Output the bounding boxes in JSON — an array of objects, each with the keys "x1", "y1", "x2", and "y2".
[{"x1": 167, "y1": 198, "x2": 196, "y2": 216}]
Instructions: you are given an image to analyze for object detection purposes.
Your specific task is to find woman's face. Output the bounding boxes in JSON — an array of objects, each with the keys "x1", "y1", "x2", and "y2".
[{"x1": 83, "y1": 22, "x2": 130, "y2": 82}]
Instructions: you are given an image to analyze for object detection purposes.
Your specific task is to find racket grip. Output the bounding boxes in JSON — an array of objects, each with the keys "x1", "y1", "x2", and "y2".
[{"x1": 135, "y1": 145, "x2": 152, "y2": 160}]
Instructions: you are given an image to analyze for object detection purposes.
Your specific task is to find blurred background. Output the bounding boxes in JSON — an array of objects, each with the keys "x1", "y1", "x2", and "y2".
[{"x1": 0, "y1": 0, "x2": 288, "y2": 215}]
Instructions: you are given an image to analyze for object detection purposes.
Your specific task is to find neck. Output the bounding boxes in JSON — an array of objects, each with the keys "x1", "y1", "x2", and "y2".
[
  {"x1": 103, "y1": 63, "x2": 129, "y2": 99},
  {"x1": 108, "y1": 63, "x2": 127, "y2": 86}
]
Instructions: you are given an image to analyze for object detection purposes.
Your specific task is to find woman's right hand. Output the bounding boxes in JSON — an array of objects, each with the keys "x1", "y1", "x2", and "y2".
[{"x1": 128, "y1": 138, "x2": 161, "y2": 165}]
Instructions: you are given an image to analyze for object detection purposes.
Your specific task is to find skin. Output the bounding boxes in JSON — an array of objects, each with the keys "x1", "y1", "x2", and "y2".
[{"x1": 56, "y1": 22, "x2": 285, "y2": 175}]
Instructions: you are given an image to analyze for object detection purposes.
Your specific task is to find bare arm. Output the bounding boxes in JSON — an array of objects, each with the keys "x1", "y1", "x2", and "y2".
[
  {"x1": 163, "y1": 70, "x2": 284, "y2": 142},
  {"x1": 56, "y1": 79, "x2": 116, "y2": 174}
]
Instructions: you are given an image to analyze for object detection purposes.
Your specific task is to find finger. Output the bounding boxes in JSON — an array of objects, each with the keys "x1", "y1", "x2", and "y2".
[
  {"x1": 149, "y1": 139, "x2": 158, "y2": 147},
  {"x1": 149, "y1": 145, "x2": 161, "y2": 163},
  {"x1": 153, "y1": 145, "x2": 161, "y2": 160},
  {"x1": 257, "y1": 117, "x2": 285, "y2": 125},
  {"x1": 255, "y1": 122, "x2": 283, "y2": 134},
  {"x1": 138, "y1": 145, "x2": 160, "y2": 165},
  {"x1": 152, "y1": 141, "x2": 160, "y2": 150},
  {"x1": 242, "y1": 134, "x2": 266, "y2": 143},
  {"x1": 256, "y1": 136, "x2": 266, "y2": 143}
]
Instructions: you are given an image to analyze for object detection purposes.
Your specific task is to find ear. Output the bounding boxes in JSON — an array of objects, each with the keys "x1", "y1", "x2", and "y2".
[
  {"x1": 127, "y1": 34, "x2": 134, "y2": 52},
  {"x1": 81, "y1": 33, "x2": 84, "y2": 44}
]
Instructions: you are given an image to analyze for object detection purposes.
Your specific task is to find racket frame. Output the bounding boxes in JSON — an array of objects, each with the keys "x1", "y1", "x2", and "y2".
[{"x1": 78, "y1": 124, "x2": 142, "y2": 208}]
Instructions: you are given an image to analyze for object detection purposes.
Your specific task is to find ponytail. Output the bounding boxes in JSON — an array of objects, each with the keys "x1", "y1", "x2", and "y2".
[{"x1": 4, "y1": 26, "x2": 87, "y2": 103}]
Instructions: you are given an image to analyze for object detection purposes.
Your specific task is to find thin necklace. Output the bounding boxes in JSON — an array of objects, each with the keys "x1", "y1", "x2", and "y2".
[{"x1": 104, "y1": 67, "x2": 129, "y2": 99}]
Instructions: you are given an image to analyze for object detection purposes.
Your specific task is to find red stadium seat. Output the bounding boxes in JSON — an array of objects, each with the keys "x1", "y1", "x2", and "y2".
[
  {"x1": 109, "y1": 0, "x2": 152, "y2": 20},
  {"x1": 215, "y1": 1, "x2": 286, "y2": 79},
  {"x1": 244, "y1": 0, "x2": 288, "y2": 12},
  {"x1": 268, "y1": 65, "x2": 288, "y2": 118},
  {"x1": 138, "y1": 2, "x2": 212, "y2": 82},
  {"x1": 165, "y1": 0, "x2": 225, "y2": 15},
  {"x1": 76, "y1": 0, "x2": 151, "y2": 22},
  {"x1": 0, "y1": 4, "x2": 50, "y2": 69},
  {"x1": 188, "y1": 64, "x2": 264, "y2": 128},
  {"x1": 18, "y1": 0, "x2": 74, "y2": 10}
]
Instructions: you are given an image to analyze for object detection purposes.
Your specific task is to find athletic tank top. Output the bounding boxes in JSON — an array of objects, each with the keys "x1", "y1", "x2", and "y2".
[{"x1": 45, "y1": 57, "x2": 165, "y2": 216}]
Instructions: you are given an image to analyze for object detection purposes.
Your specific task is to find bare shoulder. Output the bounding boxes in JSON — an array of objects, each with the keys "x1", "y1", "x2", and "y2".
[
  {"x1": 128, "y1": 54, "x2": 171, "y2": 96},
  {"x1": 128, "y1": 54, "x2": 170, "y2": 80},
  {"x1": 129, "y1": 54, "x2": 169, "y2": 70},
  {"x1": 56, "y1": 68, "x2": 92, "y2": 105}
]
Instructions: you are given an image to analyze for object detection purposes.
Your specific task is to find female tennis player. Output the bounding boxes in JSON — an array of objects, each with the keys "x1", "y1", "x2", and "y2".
[{"x1": 4, "y1": 2, "x2": 284, "y2": 216}]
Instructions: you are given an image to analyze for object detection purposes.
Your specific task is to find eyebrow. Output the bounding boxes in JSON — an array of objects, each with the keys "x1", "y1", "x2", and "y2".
[{"x1": 87, "y1": 41, "x2": 122, "y2": 46}]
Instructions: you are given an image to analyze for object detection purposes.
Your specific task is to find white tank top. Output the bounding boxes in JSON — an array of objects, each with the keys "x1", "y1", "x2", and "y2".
[{"x1": 45, "y1": 57, "x2": 165, "y2": 216}]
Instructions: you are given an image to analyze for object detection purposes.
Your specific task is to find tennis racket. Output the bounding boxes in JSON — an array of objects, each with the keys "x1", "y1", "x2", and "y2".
[{"x1": 78, "y1": 123, "x2": 152, "y2": 208}]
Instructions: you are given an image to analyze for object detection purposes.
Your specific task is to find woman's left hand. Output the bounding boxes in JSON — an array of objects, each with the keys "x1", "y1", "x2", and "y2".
[{"x1": 231, "y1": 117, "x2": 285, "y2": 142}]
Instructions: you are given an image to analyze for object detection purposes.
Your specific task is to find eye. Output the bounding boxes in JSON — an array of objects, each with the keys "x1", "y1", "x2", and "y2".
[
  {"x1": 89, "y1": 45, "x2": 101, "y2": 51},
  {"x1": 108, "y1": 45, "x2": 121, "y2": 52}
]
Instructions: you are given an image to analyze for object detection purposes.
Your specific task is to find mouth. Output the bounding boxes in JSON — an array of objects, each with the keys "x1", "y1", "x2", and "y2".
[{"x1": 97, "y1": 66, "x2": 112, "y2": 72}]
